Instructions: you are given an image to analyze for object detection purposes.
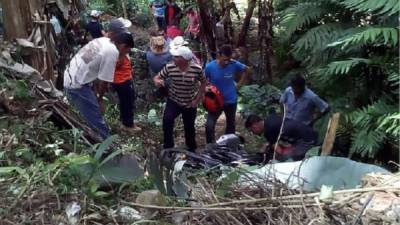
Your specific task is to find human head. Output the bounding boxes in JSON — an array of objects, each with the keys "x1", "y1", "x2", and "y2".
[
  {"x1": 217, "y1": 44, "x2": 233, "y2": 67},
  {"x1": 290, "y1": 75, "x2": 306, "y2": 97},
  {"x1": 90, "y1": 10, "x2": 100, "y2": 19},
  {"x1": 185, "y1": 5, "x2": 195, "y2": 14},
  {"x1": 170, "y1": 46, "x2": 193, "y2": 67},
  {"x1": 108, "y1": 19, "x2": 128, "y2": 42},
  {"x1": 115, "y1": 32, "x2": 134, "y2": 55},
  {"x1": 150, "y1": 36, "x2": 168, "y2": 54},
  {"x1": 245, "y1": 115, "x2": 264, "y2": 135}
]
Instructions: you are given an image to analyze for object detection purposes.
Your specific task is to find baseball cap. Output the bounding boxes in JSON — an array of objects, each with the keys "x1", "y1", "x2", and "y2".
[
  {"x1": 108, "y1": 19, "x2": 127, "y2": 35},
  {"x1": 90, "y1": 10, "x2": 100, "y2": 17},
  {"x1": 169, "y1": 36, "x2": 189, "y2": 50},
  {"x1": 170, "y1": 46, "x2": 193, "y2": 60},
  {"x1": 117, "y1": 17, "x2": 132, "y2": 28}
]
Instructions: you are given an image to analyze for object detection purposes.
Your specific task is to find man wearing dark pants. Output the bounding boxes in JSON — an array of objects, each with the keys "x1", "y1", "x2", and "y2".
[
  {"x1": 153, "y1": 46, "x2": 206, "y2": 151},
  {"x1": 205, "y1": 44, "x2": 249, "y2": 143}
]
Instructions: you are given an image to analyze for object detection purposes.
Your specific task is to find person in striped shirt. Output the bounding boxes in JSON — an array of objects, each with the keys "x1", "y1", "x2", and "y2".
[{"x1": 153, "y1": 46, "x2": 206, "y2": 152}]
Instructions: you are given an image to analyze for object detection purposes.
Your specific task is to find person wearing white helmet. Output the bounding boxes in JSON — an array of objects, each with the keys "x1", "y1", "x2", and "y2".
[
  {"x1": 169, "y1": 36, "x2": 201, "y2": 64},
  {"x1": 153, "y1": 46, "x2": 206, "y2": 152},
  {"x1": 84, "y1": 10, "x2": 105, "y2": 41}
]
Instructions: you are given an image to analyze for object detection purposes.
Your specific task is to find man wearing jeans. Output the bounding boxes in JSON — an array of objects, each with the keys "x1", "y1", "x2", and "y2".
[
  {"x1": 64, "y1": 19, "x2": 130, "y2": 140},
  {"x1": 205, "y1": 44, "x2": 249, "y2": 143},
  {"x1": 153, "y1": 46, "x2": 206, "y2": 151}
]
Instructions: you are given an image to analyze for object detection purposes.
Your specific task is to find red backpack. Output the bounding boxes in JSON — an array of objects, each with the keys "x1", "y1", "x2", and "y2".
[{"x1": 203, "y1": 85, "x2": 224, "y2": 113}]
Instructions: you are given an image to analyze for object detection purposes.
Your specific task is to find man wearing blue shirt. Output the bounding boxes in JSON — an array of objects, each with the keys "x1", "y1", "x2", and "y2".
[
  {"x1": 149, "y1": 0, "x2": 166, "y2": 30},
  {"x1": 205, "y1": 45, "x2": 249, "y2": 143},
  {"x1": 280, "y1": 75, "x2": 330, "y2": 126}
]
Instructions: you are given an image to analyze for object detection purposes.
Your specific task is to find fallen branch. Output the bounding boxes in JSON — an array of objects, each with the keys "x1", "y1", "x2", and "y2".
[{"x1": 204, "y1": 185, "x2": 400, "y2": 207}]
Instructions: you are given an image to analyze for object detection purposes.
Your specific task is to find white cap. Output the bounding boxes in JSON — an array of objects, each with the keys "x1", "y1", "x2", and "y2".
[
  {"x1": 169, "y1": 36, "x2": 189, "y2": 50},
  {"x1": 90, "y1": 10, "x2": 100, "y2": 17},
  {"x1": 170, "y1": 46, "x2": 193, "y2": 60},
  {"x1": 117, "y1": 17, "x2": 132, "y2": 28}
]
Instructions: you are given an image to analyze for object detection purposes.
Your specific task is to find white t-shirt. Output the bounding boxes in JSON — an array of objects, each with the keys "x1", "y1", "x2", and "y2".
[{"x1": 64, "y1": 37, "x2": 119, "y2": 89}]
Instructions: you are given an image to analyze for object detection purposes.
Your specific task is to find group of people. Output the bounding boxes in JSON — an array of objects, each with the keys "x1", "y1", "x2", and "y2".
[
  {"x1": 149, "y1": 0, "x2": 200, "y2": 40},
  {"x1": 63, "y1": 6, "x2": 330, "y2": 162}
]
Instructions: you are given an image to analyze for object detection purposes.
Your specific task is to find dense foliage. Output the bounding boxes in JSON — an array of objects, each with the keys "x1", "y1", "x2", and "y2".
[{"x1": 274, "y1": 0, "x2": 399, "y2": 159}]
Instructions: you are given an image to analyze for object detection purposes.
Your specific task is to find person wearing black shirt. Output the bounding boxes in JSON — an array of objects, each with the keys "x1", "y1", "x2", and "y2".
[
  {"x1": 245, "y1": 114, "x2": 318, "y2": 161},
  {"x1": 85, "y1": 10, "x2": 105, "y2": 40}
]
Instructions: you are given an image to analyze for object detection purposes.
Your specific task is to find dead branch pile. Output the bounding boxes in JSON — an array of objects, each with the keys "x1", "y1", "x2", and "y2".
[{"x1": 124, "y1": 172, "x2": 400, "y2": 225}]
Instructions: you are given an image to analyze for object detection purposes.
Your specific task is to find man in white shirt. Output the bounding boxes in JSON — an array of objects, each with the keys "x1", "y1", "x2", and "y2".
[{"x1": 64, "y1": 19, "x2": 132, "y2": 140}]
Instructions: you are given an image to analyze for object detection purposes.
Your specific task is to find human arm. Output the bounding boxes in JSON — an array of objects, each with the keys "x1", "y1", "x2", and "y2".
[
  {"x1": 236, "y1": 66, "x2": 250, "y2": 91},
  {"x1": 234, "y1": 61, "x2": 249, "y2": 91},
  {"x1": 204, "y1": 63, "x2": 212, "y2": 91},
  {"x1": 101, "y1": 25, "x2": 106, "y2": 37},
  {"x1": 153, "y1": 65, "x2": 168, "y2": 87},
  {"x1": 191, "y1": 70, "x2": 207, "y2": 107},
  {"x1": 310, "y1": 95, "x2": 330, "y2": 125},
  {"x1": 153, "y1": 74, "x2": 165, "y2": 87},
  {"x1": 279, "y1": 88, "x2": 289, "y2": 114}
]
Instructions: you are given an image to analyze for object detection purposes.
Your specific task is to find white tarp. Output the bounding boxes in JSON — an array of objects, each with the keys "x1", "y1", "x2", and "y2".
[{"x1": 242, "y1": 156, "x2": 390, "y2": 192}]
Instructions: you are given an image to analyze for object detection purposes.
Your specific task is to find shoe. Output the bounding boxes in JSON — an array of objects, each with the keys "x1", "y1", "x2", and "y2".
[{"x1": 120, "y1": 124, "x2": 142, "y2": 134}]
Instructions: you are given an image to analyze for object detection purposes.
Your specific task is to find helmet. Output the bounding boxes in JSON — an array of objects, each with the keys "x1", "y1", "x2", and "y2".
[
  {"x1": 90, "y1": 10, "x2": 100, "y2": 18},
  {"x1": 203, "y1": 85, "x2": 224, "y2": 113}
]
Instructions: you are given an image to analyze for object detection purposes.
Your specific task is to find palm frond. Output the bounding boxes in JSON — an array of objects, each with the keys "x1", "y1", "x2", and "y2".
[
  {"x1": 328, "y1": 27, "x2": 399, "y2": 48},
  {"x1": 347, "y1": 98, "x2": 398, "y2": 157},
  {"x1": 323, "y1": 58, "x2": 371, "y2": 75},
  {"x1": 349, "y1": 129, "x2": 385, "y2": 157},
  {"x1": 378, "y1": 112, "x2": 400, "y2": 137},
  {"x1": 293, "y1": 23, "x2": 347, "y2": 54},
  {"x1": 341, "y1": 0, "x2": 400, "y2": 16},
  {"x1": 278, "y1": 3, "x2": 329, "y2": 37}
]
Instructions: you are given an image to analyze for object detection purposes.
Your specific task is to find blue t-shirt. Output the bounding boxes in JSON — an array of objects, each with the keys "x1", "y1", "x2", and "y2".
[
  {"x1": 146, "y1": 50, "x2": 172, "y2": 76},
  {"x1": 279, "y1": 87, "x2": 329, "y2": 125},
  {"x1": 205, "y1": 60, "x2": 246, "y2": 104},
  {"x1": 151, "y1": 0, "x2": 166, "y2": 17}
]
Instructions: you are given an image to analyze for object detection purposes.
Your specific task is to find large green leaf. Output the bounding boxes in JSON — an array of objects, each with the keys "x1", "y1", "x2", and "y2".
[
  {"x1": 328, "y1": 27, "x2": 399, "y2": 48},
  {"x1": 293, "y1": 23, "x2": 347, "y2": 54},
  {"x1": 324, "y1": 58, "x2": 371, "y2": 75},
  {"x1": 341, "y1": 0, "x2": 400, "y2": 16},
  {"x1": 94, "y1": 135, "x2": 118, "y2": 161},
  {"x1": 278, "y1": 2, "x2": 331, "y2": 38}
]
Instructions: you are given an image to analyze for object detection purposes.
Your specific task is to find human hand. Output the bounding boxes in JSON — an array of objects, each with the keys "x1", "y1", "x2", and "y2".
[
  {"x1": 154, "y1": 79, "x2": 165, "y2": 87},
  {"x1": 98, "y1": 97, "x2": 105, "y2": 115},
  {"x1": 189, "y1": 97, "x2": 201, "y2": 108}
]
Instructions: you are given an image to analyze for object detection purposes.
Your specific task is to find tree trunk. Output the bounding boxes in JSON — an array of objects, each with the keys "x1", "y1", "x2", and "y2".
[
  {"x1": 1, "y1": 0, "x2": 32, "y2": 40},
  {"x1": 1, "y1": 0, "x2": 56, "y2": 82},
  {"x1": 236, "y1": 0, "x2": 257, "y2": 47},
  {"x1": 121, "y1": 0, "x2": 128, "y2": 19},
  {"x1": 258, "y1": 0, "x2": 274, "y2": 83},
  {"x1": 196, "y1": 0, "x2": 217, "y2": 59}
]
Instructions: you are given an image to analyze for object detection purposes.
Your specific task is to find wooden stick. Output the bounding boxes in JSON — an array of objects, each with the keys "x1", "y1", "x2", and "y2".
[
  {"x1": 121, "y1": 200, "x2": 322, "y2": 211},
  {"x1": 321, "y1": 113, "x2": 340, "y2": 156},
  {"x1": 205, "y1": 186, "x2": 399, "y2": 207}
]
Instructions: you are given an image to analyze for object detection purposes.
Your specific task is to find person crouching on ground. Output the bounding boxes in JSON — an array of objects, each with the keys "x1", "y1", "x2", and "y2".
[
  {"x1": 64, "y1": 19, "x2": 129, "y2": 140},
  {"x1": 112, "y1": 32, "x2": 142, "y2": 133},
  {"x1": 245, "y1": 114, "x2": 318, "y2": 162},
  {"x1": 153, "y1": 46, "x2": 206, "y2": 152}
]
